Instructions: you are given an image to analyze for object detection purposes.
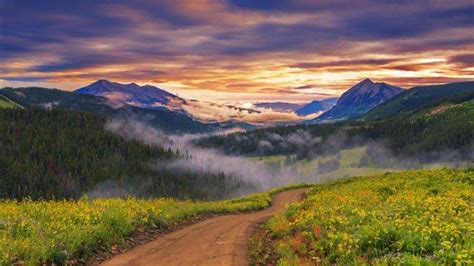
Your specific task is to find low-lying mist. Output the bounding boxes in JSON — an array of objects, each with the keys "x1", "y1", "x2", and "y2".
[
  {"x1": 88, "y1": 119, "x2": 473, "y2": 200},
  {"x1": 87, "y1": 119, "x2": 311, "y2": 199}
]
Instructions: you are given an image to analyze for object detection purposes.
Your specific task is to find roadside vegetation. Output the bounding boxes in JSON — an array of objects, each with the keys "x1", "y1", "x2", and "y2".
[
  {"x1": 0, "y1": 184, "x2": 308, "y2": 264},
  {"x1": 251, "y1": 169, "x2": 473, "y2": 265}
]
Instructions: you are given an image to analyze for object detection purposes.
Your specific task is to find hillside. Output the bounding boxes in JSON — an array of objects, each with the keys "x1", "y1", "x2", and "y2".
[
  {"x1": 196, "y1": 122, "x2": 344, "y2": 157},
  {"x1": 360, "y1": 81, "x2": 474, "y2": 120},
  {"x1": 353, "y1": 99, "x2": 474, "y2": 164},
  {"x1": 0, "y1": 108, "x2": 251, "y2": 200},
  {"x1": 313, "y1": 79, "x2": 403, "y2": 122},
  {"x1": 0, "y1": 94, "x2": 22, "y2": 109},
  {"x1": 414, "y1": 98, "x2": 474, "y2": 121},
  {"x1": 198, "y1": 97, "x2": 474, "y2": 163},
  {"x1": 254, "y1": 169, "x2": 473, "y2": 265},
  {"x1": 0, "y1": 87, "x2": 213, "y2": 134}
]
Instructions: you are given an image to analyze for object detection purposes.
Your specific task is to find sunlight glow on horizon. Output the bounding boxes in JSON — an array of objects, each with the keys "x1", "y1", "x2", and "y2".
[{"x1": 1, "y1": 1, "x2": 473, "y2": 103}]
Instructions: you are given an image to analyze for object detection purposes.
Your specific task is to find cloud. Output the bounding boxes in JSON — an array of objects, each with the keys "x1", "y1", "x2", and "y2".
[
  {"x1": 290, "y1": 59, "x2": 396, "y2": 69},
  {"x1": 180, "y1": 100, "x2": 317, "y2": 123},
  {"x1": 449, "y1": 53, "x2": 474, "y2": 67},
  {"x1": 1, "y1": 76, "x2": 48, "y2": 82},
  {"x1": 0, "y1": 0, "x2": 473, "y2": 103}
]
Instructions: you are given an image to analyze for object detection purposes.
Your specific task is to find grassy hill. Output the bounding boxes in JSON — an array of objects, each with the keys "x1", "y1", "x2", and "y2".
[
  {"x1": 252, "y1": 169, "x2": 473, "y2": 265},
  {"x1": 360, "y1": 81, "x2": 474, "y2": 120},
  {"x1": 0, "y1": 94, "x2": 22, "y2": 109}
]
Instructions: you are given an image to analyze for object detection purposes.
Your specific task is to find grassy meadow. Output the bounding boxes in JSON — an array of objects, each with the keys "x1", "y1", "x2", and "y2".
[
  {"x1": 249, "y1": 146, "x2": 397, "y2": 180},
  {"x1": 0, "y1": 184, "x2": 307, "y2": 264},
  {"x1": 253, "y1": 169, "x2": 473, "y2": 265}
]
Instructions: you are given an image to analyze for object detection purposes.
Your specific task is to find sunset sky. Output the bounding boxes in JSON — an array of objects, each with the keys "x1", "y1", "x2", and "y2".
[{"x1": 1, "y1": 0, "x2": 473, "y2": 103}]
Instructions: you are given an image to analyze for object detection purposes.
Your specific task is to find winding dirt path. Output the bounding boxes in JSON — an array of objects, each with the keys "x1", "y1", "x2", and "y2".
[{"x1": 101, "y1": 188, "x2": 306, "y2": 266}]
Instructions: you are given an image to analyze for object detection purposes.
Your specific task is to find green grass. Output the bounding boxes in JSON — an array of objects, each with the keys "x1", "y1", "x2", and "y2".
[
  {"x1": 0, "y1": 184, "x2": 309, "y2": 264},
  {"x1": 296, "y1": 147, "x2": 368, "y2": 175},
  {"x1": 0, "y1": 95, "x2": 22, "y2": 109},
  {"x1": 261, "y1": 169, "x2": 473, "y2": 265},
  {"x1": 248, "y1": 155, "x2": 288, "y2": 164},
  {"x1": 249, "y1": 147, "x2": 385, "y2": 179},
  {"x1": 315, "y1": 167, "x2": 397, "y2": 182}
]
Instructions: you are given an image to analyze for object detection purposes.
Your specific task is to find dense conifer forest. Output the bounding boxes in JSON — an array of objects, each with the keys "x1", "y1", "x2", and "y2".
[{"x1": 0, "y1": 108, "x2": 250, "y2": 200}]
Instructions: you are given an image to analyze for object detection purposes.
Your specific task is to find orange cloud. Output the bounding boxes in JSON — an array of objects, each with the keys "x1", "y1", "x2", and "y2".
[{"x1": 1, "y1": 1, "x2": 473, "y2": 104}]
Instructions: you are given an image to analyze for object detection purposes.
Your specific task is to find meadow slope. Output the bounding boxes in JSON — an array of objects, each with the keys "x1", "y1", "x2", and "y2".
[{"x1": 253, "y1": 169, "x2": 473, "y2": 265}]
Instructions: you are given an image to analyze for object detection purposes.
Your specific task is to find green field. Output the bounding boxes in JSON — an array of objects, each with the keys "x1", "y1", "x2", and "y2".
[
  {"x1": 249, "y1": 147, "x2": 395, "y2": 180},
  {"x1": 252, "y1": 169, "x2": 473, "y2": 265},
  {"x1": 296, "y1": 147, "x2": 368, "y2": 176}
]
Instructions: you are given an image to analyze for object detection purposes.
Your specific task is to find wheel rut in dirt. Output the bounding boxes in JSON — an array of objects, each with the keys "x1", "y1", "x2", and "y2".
[{"x1": 101, "y1": 188, "x2": 307, "y2": 266}]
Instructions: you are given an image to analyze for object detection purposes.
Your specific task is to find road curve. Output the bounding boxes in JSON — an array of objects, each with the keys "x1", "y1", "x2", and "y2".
[{"x1": 101, "y1": 188, "x2": 307, "y2": 266}]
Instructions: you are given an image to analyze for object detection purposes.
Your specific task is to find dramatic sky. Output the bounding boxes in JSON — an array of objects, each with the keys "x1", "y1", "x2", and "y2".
[{"x1": 1, "y1": 0, "x2": 473, "y2": 103}]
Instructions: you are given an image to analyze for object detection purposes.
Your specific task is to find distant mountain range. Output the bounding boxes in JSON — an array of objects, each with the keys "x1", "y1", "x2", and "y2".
[
  {"x1": 254, "y1": 102, "x2": 303, "y2": 112},
  {"x1": 75, "y1": 79, "x2": 186, "y2": 110},
  {"x1": 76, "y1": 80, "x2": 276, "y2": 124},
  {"x1": 0, "y1": 87, "x2": 215, "y2": 134},
  {"x1": 295, "y1": 98, "x2": 337, "y2": 116},
  {"x1": 3, "y1": 78, "x2": 473, "y2": 131},
  {"x1": 313, "y1": 79, "x2": 403, "y2": 122},
  {"x1": 75, "y1": 80, "x2": 338, "y2": 123},
  {"x1": 254, "y1": 98, "x2": 337, "y2": 116}
]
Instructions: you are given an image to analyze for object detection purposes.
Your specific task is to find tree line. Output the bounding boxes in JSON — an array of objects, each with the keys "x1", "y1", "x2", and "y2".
[
  {"x1": 197, "y1": 100, "x2": 474, "y2": 164},
  {"x1": 0, "y1": 108, "x2": 251, "y2": 200}
]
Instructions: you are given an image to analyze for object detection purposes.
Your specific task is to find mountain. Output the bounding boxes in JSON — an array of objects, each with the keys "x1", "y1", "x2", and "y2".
[
  {"x1": 75, "y1": 79, "x2": 185, "y2": 110},
  {"x1": 255, "y1": 102, "x2": 304, "y2": 112},
  {"x1": 295, "y1": 100, "x2": 325, "y2": 116},
  {"x1": 75, "y1": 80, "x2": 259, "y2": 127},
  {"x1": 321, "y1": 97, "x2": 338, "y2": 106},
  {"x1": 313, "y1": 79, "x2": 403, "y2": 122},
  {"x1": 0, "y1": 87, "x2": 213, "y2": 134},
  {"x1": 295, "y1": 98, "x2": 337, "y2": 116},
  {"x1": 255, "y1": 99, "x2": 338, "y2": 116},
  {"x1": 359, "y1": 81, "x2": 474, "y2": 120}
]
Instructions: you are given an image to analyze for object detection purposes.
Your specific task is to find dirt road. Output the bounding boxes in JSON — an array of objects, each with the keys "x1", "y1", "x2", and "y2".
[{"x1": 101, "y1": 188, "x2": 307, "y2": 266}]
